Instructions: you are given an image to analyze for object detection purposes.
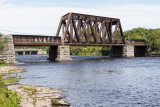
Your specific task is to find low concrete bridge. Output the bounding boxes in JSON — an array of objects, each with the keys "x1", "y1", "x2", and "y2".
[
  {"x1": 0, "y1": 12, "x2": 147, "y2": 63},
  {"x1": 15, "y1": 49, "x2": 46, "y2": 55}
]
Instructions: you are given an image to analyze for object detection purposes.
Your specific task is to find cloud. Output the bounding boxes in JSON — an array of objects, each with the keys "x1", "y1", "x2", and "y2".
[{"x1": 0, "y1": 3, "x2": 160, "y2": 35}]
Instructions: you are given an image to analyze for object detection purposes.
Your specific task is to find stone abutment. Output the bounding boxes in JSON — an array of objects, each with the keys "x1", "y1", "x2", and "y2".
[
  {"x1": 0, "y1": 35, "x2": 15, "y2": 64},
  {"x1": 49, "y1": 45, "x2": 72, "y2": 61}
]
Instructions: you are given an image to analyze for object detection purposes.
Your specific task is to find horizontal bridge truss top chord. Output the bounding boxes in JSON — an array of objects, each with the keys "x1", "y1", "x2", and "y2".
[{"x1": 56, "y1": 12, "x2": 125, "y2": 45}]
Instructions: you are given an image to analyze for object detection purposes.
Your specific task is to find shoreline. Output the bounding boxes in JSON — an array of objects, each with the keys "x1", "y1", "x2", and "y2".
[{"x1": 0, "y1": 65, "x2": 70, "y2": 107}]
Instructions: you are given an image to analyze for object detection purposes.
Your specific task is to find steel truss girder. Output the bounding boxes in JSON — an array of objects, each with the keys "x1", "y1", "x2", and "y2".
[{"x1": 56, "y1": 12, "x2": 125, "y2": 45}]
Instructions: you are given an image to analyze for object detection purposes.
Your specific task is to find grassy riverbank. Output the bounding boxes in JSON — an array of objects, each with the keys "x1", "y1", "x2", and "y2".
[{"x1": 0, "y1": 65, "x2": 69, "y2": 107}]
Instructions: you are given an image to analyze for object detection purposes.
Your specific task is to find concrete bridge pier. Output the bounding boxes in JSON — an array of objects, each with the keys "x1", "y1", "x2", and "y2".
[
  {"x1": 122, "y1": 45, "x2": 135, "y2": 57},
  {"x1": 0, "y1": 35, "x2": 15, "y2": 63},
  {"x1": 49, "y1": 45, "x2": 72, "y2": 61},
  {"x1": 110, "y1": 45, "x2": 147, "y2": 57}
]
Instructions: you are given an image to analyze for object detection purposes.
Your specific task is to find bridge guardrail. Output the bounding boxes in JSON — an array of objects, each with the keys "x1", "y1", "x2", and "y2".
[{"x1": 12, "y1": 35, "x2": 61, "y2": 45}]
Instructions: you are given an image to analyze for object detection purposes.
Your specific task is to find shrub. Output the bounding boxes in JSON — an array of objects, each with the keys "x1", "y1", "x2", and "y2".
[
  {"x1": 0, "y1": 75, "x2": 20, "y2": 107},
  {"x1": 51, "y1": 98, "x2": 59, "y2": 106},
  {"x1": 0, "y1": 60, "x2": 8, "y2": 66}
]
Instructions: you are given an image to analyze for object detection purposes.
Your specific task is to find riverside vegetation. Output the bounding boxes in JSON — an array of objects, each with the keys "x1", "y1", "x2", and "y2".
[{"x1": 0, "y1": 75, "x2": 20, "y2": 107}]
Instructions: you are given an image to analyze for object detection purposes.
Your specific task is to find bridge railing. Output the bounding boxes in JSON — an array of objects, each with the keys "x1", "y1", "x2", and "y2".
[{"x1": 12, "y1": 35, "x2": 61, "y2": 46}]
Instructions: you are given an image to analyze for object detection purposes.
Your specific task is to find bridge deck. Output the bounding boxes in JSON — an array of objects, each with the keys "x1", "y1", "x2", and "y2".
[{"x1": 12, "y1": 35, "x2": 147, "y2": 46}]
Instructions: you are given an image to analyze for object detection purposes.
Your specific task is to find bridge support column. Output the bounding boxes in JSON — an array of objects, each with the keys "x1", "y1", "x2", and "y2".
[
  {"x1": 122, "y1": 45, "x2": 135, "y2": 57},
  {"x1": 0, "y1": 35, "x2": 15, "y2": 64},
  {"x1": 23, "y1": 51, "x2": 25, "y2": 55},
  {"x1": 110, "y1": 45, "x2": 135, "y2": 57},
  {"x1": 49, "y1": 45, "x2": 72, "y2": 61}
]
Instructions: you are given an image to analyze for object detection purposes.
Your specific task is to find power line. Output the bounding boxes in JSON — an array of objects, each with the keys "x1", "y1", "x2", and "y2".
[{"x1": 0, "y1": 28, "x2": 56, "y2": 36}]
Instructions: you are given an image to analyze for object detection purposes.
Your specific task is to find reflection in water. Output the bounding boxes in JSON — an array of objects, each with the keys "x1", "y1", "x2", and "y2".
[{"x1": 16, "y1": 55, "x2": 160, "y2": 107}]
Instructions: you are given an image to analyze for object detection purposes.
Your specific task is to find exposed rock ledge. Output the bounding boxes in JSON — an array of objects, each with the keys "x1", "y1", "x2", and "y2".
[
  {"x1": 0, "y1": 66, "x2": 70, "y2": 107},
  {"x1": 0, "y1": 66, "x2": 25, "y2": 75},
  {"x1": 7, "y1": 84, "x2": 69, "y2": 107}
]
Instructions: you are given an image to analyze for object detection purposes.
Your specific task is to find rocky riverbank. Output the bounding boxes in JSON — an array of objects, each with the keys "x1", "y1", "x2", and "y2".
[
  {"x1": 149, "y1": 52, "x2": 160, "y2": 57},
  {"x1": 0, "y1": 66, "x2": 69, "y2": 107}
]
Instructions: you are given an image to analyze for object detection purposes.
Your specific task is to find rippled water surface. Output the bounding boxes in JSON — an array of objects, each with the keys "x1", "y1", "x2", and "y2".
[{"x1": 16, "y1": 55, "x2": 160, "y2": 107}]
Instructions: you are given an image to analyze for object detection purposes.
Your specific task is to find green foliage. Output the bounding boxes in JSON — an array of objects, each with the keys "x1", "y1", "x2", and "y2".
[
  {"x1": 0, "y1": 76, "x2": 5, "y2": 88},
  {"x1": 124, "y1": 27, "x2": 148, "y2": 40},
  {"x1": 51, "y1": 98, "x2": 59, "y2": 106},
  {"x1": 27, "y1": 92, "x2": 31, "y2": 97},
  {"x1": 144, "y1": 29, "x2": 160, "y2": 52},
  {"x1": 70, "y1": 46, "x2": 110, "y2": 56},
  {"x1": 124, "y1": 27, "x2": 160, "y2": 52},
  {"x1": 23, "y1": 86, "x2": 37, "y2": 94},
  {"x1": 0, "y1": 75, "x2": 20, "y2": 107},
  {"x1": 31, "y1": 95, "x2": 37, "y2": 106},
  {"x1": 0, "y1": 61, "x2": 8, "y2": 66},
  {"x1": 101, "y1": 47, "x2": 110, "y2": 56},
  {"x1": 4, "y1": 76, "x2": 19, "y2": 83},
  {"x1": 18, "y1": 85, "x2": 25, "y2": 89}
]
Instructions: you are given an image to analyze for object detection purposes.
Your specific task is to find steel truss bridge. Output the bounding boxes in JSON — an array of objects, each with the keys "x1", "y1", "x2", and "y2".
[{"x1": 12, "y1": 12, "x2": 146, "y2": 47}]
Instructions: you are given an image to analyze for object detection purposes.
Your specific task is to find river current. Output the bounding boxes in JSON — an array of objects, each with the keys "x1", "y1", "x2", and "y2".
[{"x1": 16, "y1": 55, "x2": 160, "y2": 107}]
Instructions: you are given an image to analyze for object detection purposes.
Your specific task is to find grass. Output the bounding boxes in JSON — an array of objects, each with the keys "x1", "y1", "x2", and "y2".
[
  {"x1": 19, "y1": 85, "x2": 37, "y2": 94},
  {"x1": 4, "y1": 76, "x2": 19, "y2": 83},
  {"x1": 7, "y1": 68, "x2": 22, "y2": 74},
  {"x1": 0, "y1": 60, "x2": 8, "y2": 66},
  {"x1": 8, "y1": 70, "x2": 13, "y2": 74},
  {"x1": 18, "y1": 85, "x2": 25, "y2": 89},
  {"x1": 27, "y1": 92, "x2": 32, "y2": 97},
  {"x1": 40, "y1": 88, "x2": 43, "y2": 91},
  {"x1": 19, "y1": 76, "x2": 23, "y2": 79},
  {"x1": 31, "y1": 95, "x2": 37, "y2": 106},
  {"x1": 24, "y1": 86, "x2": 37, "y2": 94},
  {"x1": 51, "y1": 98, "x2": 59, "y2": 106},
  {"x1": 18, "y1": 85, "x2": 37, "y2": 106}
]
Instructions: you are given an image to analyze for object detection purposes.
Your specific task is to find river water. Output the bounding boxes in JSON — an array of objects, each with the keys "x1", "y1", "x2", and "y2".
[{"x1": 16, "y1": 55, "x2": 160, "y2": 107}]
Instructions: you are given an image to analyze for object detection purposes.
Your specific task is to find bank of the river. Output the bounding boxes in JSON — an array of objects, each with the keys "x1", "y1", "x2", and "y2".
[
  {"x1": 149, "y1": 52, "x2": 160, "y2": 57},
  {"x1": 0, "y1": 66, "x2": 69, "y2": 107}
]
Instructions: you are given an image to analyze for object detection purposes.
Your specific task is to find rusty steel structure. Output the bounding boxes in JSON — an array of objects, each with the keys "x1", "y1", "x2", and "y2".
[
  {"x1": 12, "y1": 13, "x2": 147, "y2": 47},
  {"x1": 56, "y1": 12, "x2": 125, "y2": 46},
  {"x1": 13, "y1": 35, "x2": 61, "y2": 46}
]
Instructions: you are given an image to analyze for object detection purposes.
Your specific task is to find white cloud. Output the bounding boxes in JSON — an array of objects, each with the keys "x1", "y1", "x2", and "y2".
[{"x1": 0, "y1": 3, "x2": 160, "y2": 35}]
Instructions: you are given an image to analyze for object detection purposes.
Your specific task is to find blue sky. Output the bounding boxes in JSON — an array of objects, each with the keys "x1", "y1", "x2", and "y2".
[
  {"x1": 0, "y1": 0, "x2": 160, "y2": 35},
  {"x1": 2, "y1": 0, "x2": 160, "y2": 7}
]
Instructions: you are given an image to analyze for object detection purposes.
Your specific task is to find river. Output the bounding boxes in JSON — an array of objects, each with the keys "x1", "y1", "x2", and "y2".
[{"x1": 16, "y1": 55, "x2": 160, "y2": 107}]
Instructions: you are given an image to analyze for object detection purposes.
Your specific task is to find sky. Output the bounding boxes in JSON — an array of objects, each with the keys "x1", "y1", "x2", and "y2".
[{"x1": 0, "y1": 0, "x2": 160, "y2": 35}]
